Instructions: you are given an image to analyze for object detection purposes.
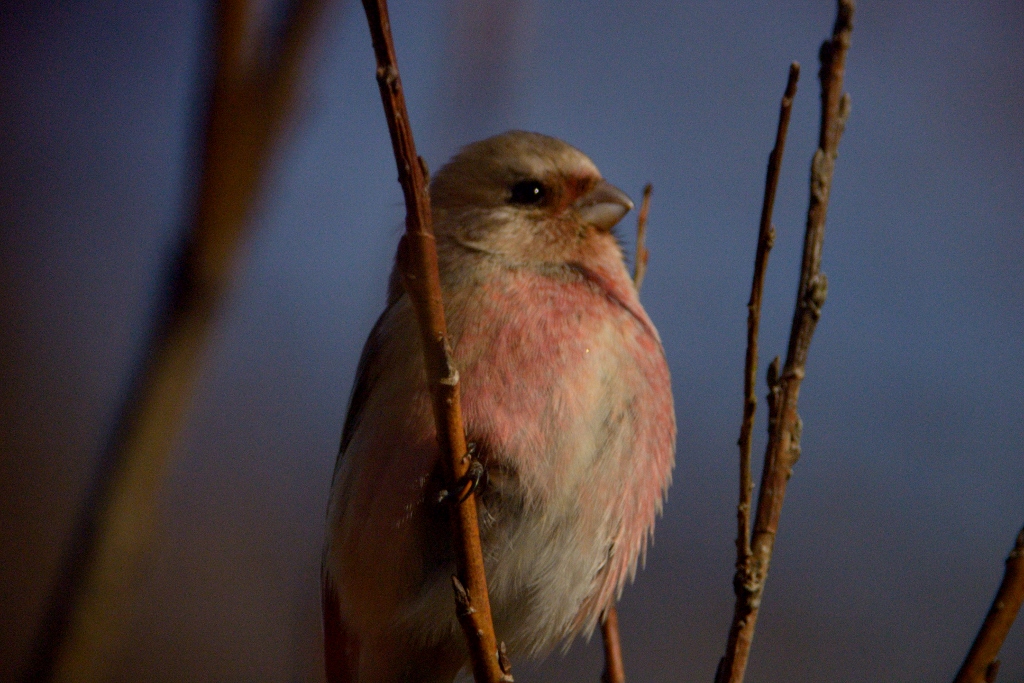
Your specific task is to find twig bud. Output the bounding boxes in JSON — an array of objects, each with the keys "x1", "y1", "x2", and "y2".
[
  {"x1": 766, "y1": 357, "x2": 781, "y2": 389},
  {"x1": 498, "y1": 641, "x2": 513, "y2": 676},
  {"x1": 451, "y1": 575, "x2": 475, "y2": 617}
]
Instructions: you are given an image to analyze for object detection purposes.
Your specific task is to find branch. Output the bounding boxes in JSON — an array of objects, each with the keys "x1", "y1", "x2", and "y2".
[
  {"x1": 720, "y1": 65, "x2": 799, "y2": 681},
  {"x1": 736, "y1": 61, "x2": 799, "y2": 583},
  {"x1": 596, "y1": 184, "x2": 656, "y2": 683},
  {"x1": 715, "y1": 3, "x2": 853, "y2": 683},
  {"x1": 25, "y1": 2, "x2": 323, "y2": 681},
  {"x1": 600, "y1": 607, "x2": 626, "y2": 683},
  {"x1": 632, "y1": 183, "x2": 653, "y2": 291},
  {"x1": 359, "y1": 2, "x2": 507, "y2": 682},
  {"x1": 952, "y1": 523, "x2": 1024, "y2": 683}
]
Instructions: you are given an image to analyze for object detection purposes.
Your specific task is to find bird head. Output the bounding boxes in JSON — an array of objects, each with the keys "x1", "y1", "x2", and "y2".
[{"x1": 430, "y1": 131, "x2": 634, "y2": 272}]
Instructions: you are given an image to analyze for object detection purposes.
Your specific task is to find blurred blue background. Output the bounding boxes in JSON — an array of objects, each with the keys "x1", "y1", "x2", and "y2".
[{"x1": 2, "y1": 0, "x2": 1022, "y2": 681}]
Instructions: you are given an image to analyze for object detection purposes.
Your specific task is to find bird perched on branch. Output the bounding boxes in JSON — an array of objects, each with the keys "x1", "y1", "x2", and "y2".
[{"x1": 323, "y1": 131, "x2": 675, "y2": 683}]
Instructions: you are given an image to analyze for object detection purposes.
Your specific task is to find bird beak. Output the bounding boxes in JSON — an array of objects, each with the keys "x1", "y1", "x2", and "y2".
[{"x1": 574, "y1": 180, "x2": 634, "y2": 232}]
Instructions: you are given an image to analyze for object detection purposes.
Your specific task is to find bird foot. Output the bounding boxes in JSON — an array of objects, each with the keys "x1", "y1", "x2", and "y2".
[{"x1": 437, "y1": 444, "x2": 487, "y2": 504}]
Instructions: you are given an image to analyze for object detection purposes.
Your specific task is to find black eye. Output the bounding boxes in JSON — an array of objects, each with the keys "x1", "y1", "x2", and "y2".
[{"x1": 509, "y1": 180, "x2": 546, "y2": 205}]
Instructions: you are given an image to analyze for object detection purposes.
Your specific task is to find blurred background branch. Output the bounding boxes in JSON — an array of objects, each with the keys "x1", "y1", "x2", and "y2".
[{"x1": 24, "y1": 1, "x2": 324, "y2": 680}]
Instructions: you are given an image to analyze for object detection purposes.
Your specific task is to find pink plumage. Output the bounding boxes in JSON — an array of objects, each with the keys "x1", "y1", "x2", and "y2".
[{"x1": 323, "y1": 131, "x2": 675, "y2": 683}]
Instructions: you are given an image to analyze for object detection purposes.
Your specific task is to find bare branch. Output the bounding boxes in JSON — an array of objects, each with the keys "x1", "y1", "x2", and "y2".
[
  {"x1": 598, "y1": 183, "x2": 654, "y2": 683},
  {"x1": 600, "y1": 607, "x2": 626, "y2": 683},
  {"x1": 25, "y1": 2, "x2": 324, "y2": 682},
  {"x1": 360, "y1": 2, "x2": 506, "y2": 681},
  {"x1": 736, "y1": 61, "x2": 799, "y2": 580},
  {"x1": 953, "y1": 523, "x2": 1024, "y2": 683},
  {"x1": 715, "y1": 3, "x2": 853, "y2": 683},
  {"x1": 717, "y1": 62, "x2": 799, "y2": 683},
  {"x1": 633, "y1": 184, "x2": 653, "y2": 291},
  {"x1": 712, "y1": 58, "x2": 798, "y2": 683}
]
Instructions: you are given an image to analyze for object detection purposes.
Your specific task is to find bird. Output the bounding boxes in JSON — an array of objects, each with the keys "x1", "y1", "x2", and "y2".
[{"x1": 322, "y1": 131, "x2": 676, "y2": 683}]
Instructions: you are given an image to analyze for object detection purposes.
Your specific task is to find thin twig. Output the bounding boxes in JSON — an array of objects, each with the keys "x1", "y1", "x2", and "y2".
[
  {"x1": 598, "y1": 186, "x2": 655, "y2": 683},
  {"x1": 632, "y1": 183, "x2": 652, "y2": 291},
  {"x1": 24, "y1": 2, "x2": 322, "y2": 682},
  {"x1": 720, "y1": 66, "x2": 800, "y2": 682},
  {"x1": 359, "y1": 2, "x2": 506, "y2": 682},
  {"x1": 736, "y1": 61, "x2": 799, "y2": 584},
  {"x1": 718, "y1": 60, "x2": 800, "y2": 683},
  {"x1": 715, "y1": 3, "x2": 853, "y2": 683},
  {"x1": 952, "y1": 523, "x2": 1024, "y2": 683},
  {"x1": 600, "y1": 607, "x2": 626, "y2": 683}
]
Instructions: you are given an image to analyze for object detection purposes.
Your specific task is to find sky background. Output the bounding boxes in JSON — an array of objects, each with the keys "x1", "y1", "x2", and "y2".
[{"x1": 2, "y1": 0, "x2": 1023, "y2": 681}]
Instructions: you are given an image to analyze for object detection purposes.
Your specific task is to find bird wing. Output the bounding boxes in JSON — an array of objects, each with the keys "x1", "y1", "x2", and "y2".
[
  {"x1": 323, "y1": 292, "x2": 405, "y2": 683},
  {"x1": 332, "y1": 296, "x2": 398, "y2": 485}
]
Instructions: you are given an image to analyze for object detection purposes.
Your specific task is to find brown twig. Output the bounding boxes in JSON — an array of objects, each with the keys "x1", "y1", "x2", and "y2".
[
  {"x1": 952, "y1": 523, "x2": 1024, "y2": 683},
  {"x1": 359, "y1": 2, "x2": 506, "y2": 682},
  {"x1": 600, "y1": 607, "x2": 626, "y2": 683},
  {"x1": 715, "y1": 3, "x2": 853, "y2": 683},
  {"x1": 597, "y1": 184, "x2": 655, "y2": 683},
  {"x1": 735, "y1": 61, "x2": 799, "y2": 588},
  {"x1": 722, "y1": 64, "x2": 799, "y2": 682},
  {"x1": 24, "y1": 2, "x2": 322, "y2": 682},
  {"x1": 632, "y1": 183, "x2": 653, "y2": 291}
]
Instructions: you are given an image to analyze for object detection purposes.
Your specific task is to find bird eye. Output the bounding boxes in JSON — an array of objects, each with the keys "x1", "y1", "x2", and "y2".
[{"x1": 509, "y1": 180, "x2": 546, "y2": 205}]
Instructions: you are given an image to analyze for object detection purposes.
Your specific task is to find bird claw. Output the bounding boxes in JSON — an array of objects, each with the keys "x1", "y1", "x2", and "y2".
[
  {"x1": 458, "y1": 458, "x2": 486, "y2": 502},
  {"x1": 437, "y1": 445, "x2": 486, "y2": 505}
]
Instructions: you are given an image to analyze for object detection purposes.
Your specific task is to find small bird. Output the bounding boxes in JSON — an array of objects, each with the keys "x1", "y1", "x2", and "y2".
[{"x1": 323, "y1": 131, "x2": 675, "y2": 683}]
